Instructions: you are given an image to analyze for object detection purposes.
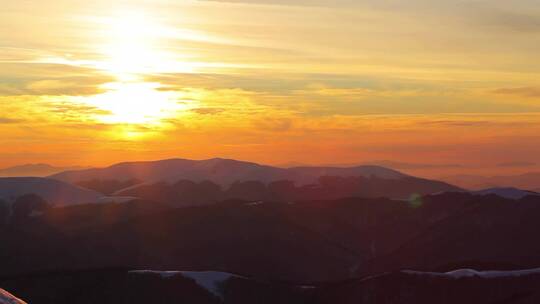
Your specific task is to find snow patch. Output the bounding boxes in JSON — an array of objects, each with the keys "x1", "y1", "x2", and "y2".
[
  {"x1": 246, "y1": 201, "x2": 264, "y2": 206},
  {"x1": 181, "y1": 271, "x2": 243, "y2": 299},
  {"x1": 130, "y1": 270, "x2": 182, "y2": 279},
  {"x1": 0, "y1": 289, "x2": 27, "y2": 304},
  {"x1": 298, "y1": 285, "x2": 316, "y2": 289},
  {"x1": 129, "y1": 270, "x2": 244, "y2": 299},
  {"x1": 403, "y1": 267, "x2": 540, "y2": 279}
]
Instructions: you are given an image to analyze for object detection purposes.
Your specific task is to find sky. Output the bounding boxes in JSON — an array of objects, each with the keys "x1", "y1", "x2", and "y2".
[{"x1": 1, "y1": 0, "x2": 540, "y2": 175}]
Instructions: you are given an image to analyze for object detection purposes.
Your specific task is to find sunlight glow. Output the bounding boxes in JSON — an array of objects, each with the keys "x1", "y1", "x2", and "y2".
[
  {"x1": 77, "y1": 12, "x2": 198, "y2": 125},
  {"x1": 30, "y1": 11, "x2": 244, "y2": 130},
  {"x1": 81, "y1": 82, "x2": 189, "y2": 124},
  {"x1": 96, "y1": 11, "x2": 206, "y2": 78}
]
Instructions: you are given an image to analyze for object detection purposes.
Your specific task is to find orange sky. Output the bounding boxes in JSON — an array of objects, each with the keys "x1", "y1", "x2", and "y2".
[{"x1": 1, "y1": 0, "x2": 540, "y2": 176}]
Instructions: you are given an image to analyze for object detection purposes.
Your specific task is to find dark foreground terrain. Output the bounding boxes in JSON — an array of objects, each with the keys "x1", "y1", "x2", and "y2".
[
  {"x1": 2, "y1": 267, "x2": 540, "y2": 304},
  {"x1": 1, "y1": 190, "x2": 540, "y2": 303}
]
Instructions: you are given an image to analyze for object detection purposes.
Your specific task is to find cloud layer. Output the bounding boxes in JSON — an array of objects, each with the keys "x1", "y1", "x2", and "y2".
[{"x1": 0, "y1": 0, "x2": 539, "y2": 170}]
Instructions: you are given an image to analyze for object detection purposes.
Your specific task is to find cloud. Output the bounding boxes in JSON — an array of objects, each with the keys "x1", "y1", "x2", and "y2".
[
  {"x1": 198, "y1": 0, "x2": 459, "y2": 9},
  {"x1": 361, "y1": 160, "x2": 462, "y2": 170},
  {"x1": 493, "y1": 87, "x2": 540, "y2": 98},
  {"x1": 497, "y1": 161, "x2": 536, "y2": 168},
  {"x1": 39, "y1": 100, "x2": 111, "y2": 124},
  {"x1": 420, "y1": 120, "x2": 491, "y2": 127},
  {"x1": 191, "y1": 107, "x2": 226, "y2": 115},
  {"x1": 0, "y1": 117, "x2": 22, "y2": 124},
  {"x1": 0, "y1": 63, "x2": 114, "y2": 96},
  {"x1": 252, "y1": 117, "x2": 293, "y2": 132},
  {"x1": 202, "y1": 0, "x2": 540, "y2": 37},
  {"x1": 480, "y1": 10, "x2": 540, "y2": 32},
  {"x1": 199, "y1": 0, "x2": 358, "y2": 7}
]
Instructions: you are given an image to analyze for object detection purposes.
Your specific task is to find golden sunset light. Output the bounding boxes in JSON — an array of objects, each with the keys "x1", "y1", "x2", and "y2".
[
  {"x1": 1, "y1": 0, "x2": 539, "y2": 174},
  {"x1": 3, "y1": 2, "x2": 540, "y2": 302},
  {"x1": 79, "y1": 82, "x2": 191, "y2": 124}
]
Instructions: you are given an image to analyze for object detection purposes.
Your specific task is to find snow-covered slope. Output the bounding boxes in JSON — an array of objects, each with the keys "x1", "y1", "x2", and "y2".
[
  {"x1": 50, "y1": 158, "x2": 409, "y2": 187},
  {"x1": 473, "y1": 187, "x2": 540, "y2": 200},
  {"x1": 129, "y1": 270, "x2": 245, "y2": 299},
  {"x1": 0, "y1": 289, "x2": 27, "y2": 304},
  {"x1": 0, "y1": 177, "x2": 102, "y2": 206},
  {"x1": 403, "y1": 267, "x2": 540, "y2": 279}
]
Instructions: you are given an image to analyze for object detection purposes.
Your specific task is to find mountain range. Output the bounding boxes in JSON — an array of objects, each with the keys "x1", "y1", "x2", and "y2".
[
  {"x1": 2, "y1": 157, "x2": 540, "y2": 303},
  {"x1": 49, "y1": 158, "x2": 461, "y2": 201},
  {"x1": 50, "y1": 158, "x2": 408, "y2": 186}
]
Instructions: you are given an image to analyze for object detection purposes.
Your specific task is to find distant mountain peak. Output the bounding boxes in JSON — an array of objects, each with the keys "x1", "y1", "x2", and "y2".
[
  {"x1": 474, "y1": 187, "x2": 540, "y2": 200},
  {"x1": 50, "y1": 157, "x2": 412, "y2": 187}
]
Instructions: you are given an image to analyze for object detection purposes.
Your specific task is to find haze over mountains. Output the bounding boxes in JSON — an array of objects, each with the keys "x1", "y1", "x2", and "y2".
[
  {"x1": 443, "y1": 172, "x2": 540, "y2": 191},
  {"x1": 0, "y1": 177, "x2": 101, "y2": 206},
  {"x1": 2, "y1": 158, "x2": 540, "y2": 210},
  {"x1": 3, "y1": 159, "x2": 540, "y2": 193},
  {"x1": 0, "y1": 164, "x2": 85, "y2": 178},
  {"x1": 279, "y1": 160, "x2": 540, "y2": 189}
]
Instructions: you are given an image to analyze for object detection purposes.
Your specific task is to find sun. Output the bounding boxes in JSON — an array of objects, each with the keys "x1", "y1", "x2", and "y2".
[
  {"x1": 99, "y1": 12, "x2": 170, "y2": 78},
  {"x1": 83, "y1": 82, "x2": 189, "y2": 124},
  {"x1": 77, "y1": 11, "x2": 198, "y2": 125},
  {"x1": 47, "y1": 10, "x2": 221, "y2": 126}
]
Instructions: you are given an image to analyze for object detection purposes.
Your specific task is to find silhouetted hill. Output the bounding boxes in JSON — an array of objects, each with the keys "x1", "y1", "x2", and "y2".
[
  {"x1": 314, "y1": 268, "x2": 540, "y2": 304},
  {"x1": 116, "y1": 175, "x2": 462, "y2": 204},
  {"x1": 3, "y1": 192, "x2": 540, "y2": 284},
  {"x1": 0, "y1": 177, "x2": 102, "y2": 206},
  {"x1": 443, "y1": 172, "x2": 540, "y2": 191},
  {"x1": 0, "y1": 269, "x2": 308, "y2": 304},
  {"x1": 360, "y1": 194, "x2": 540, "y2": 277},
  {"x1": 473, "y1": 187, "x2": 540, "y2": 200}
]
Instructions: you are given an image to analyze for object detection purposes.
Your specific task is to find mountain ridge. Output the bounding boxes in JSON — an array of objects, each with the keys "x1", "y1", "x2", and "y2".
[
  {"x1": 49, "y1": 158, "x2": 461, "y2": 200},
  {"x1": 50, "y1": 158, "x2": 410, "y2": 187}
]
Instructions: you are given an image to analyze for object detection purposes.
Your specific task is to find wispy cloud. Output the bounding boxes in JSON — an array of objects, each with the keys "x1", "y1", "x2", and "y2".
[
  {"x1": 190, "y1": 107, "x2": 226, "y2": 115},
  {"x1": 497, "y1": 161, "x2": 536, "y2": 168},
  {"x1": 493, "y1": 87, "x2": 540, "y2": 98},
  {"x1": 0, "y1": 63, "x2": 114, "y2": 96},
  {"x1": 0, "y1": 117, "x2": 23, "y2": 124}
]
